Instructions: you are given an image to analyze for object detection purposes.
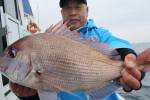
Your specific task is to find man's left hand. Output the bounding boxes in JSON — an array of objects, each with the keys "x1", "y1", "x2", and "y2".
[{"x1": 119, "y1": 54, "x2": 142, "y2": 92}]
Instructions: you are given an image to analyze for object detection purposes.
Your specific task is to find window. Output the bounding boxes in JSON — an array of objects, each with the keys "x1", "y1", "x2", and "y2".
[
  {"x1": 4, "y1": 0, "x2": 18, "y2": 19},
  {"x1": 0, "y1": 28, "x2": 8, "y2": 86}
]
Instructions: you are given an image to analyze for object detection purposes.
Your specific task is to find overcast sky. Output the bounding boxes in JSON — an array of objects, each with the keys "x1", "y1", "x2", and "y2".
[{"x1": 29, "y1": 0, "x2": 150, "y2": 43}]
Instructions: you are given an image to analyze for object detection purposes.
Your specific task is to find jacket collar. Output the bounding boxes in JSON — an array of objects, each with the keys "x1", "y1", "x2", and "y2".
[{"x1": 78, "y1": 19, "x2": 97, "y2": 34}]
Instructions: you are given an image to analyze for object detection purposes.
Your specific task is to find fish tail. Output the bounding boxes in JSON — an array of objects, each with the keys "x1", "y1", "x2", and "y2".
[{"x1": 141, "y1": 60, "x2": 150, "y2": 72}]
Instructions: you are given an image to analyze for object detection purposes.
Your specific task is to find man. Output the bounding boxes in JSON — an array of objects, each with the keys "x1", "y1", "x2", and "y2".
[{"x1": 10, "y1": 0, "x2": 143, "y2": 100}]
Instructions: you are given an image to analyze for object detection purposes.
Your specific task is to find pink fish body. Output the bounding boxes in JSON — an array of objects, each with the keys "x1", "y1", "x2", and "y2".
[{"x1": 0, "y1": 33, "x2": 123, "y2": 92}]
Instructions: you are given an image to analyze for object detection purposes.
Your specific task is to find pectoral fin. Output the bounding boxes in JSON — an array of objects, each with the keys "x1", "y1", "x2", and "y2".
[{"x1": 38, "y1": 90, "x2": 57, "y2": 100}]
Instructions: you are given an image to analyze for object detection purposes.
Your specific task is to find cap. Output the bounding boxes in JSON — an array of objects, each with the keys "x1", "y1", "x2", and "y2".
[{"x1": 59, "y1": 0, "x2": 87, "y2": 8}]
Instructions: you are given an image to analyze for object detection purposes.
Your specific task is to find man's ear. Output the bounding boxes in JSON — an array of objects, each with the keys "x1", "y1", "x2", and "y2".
[
  {"x1": 87, "y1": 6, "x2": 89, "y2": 12},
  {"x1": 61, "y1": 9, "x2": 63, "y2": 15},
  {"x1": 86, "y1": 7, "x2": 89, "y2": 16}
]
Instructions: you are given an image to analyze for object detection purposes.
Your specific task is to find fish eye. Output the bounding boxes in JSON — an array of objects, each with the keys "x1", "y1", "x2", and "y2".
[{"x1": 8, "y1": 48, "x2": 17, "y2": 58}]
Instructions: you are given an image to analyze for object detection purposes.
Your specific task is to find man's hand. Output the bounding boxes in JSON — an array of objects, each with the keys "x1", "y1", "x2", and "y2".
[
  {"x1": 9, "y1": 82, "x2": 37, "y2": 97},
  {"x1": 120, "y1": 54, "x2": 142, "y2": 92}
]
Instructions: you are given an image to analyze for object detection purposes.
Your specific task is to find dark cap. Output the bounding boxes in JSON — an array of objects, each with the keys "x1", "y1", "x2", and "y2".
[{"x1": 59, "y1": 0, "x2": 87, "y2": 8}]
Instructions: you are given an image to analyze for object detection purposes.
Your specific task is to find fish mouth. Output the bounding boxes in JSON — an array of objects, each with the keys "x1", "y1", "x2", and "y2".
[
  {"x1": 0, "y1": 55, "x2": 9, "y2": 72},
  {"x1": 0, "y1": 65, "x2": 8, "y2": 73}
]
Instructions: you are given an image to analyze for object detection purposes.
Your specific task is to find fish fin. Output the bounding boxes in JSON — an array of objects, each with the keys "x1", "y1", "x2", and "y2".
[
  {"x1": 44, "y1": 20, "x2": 81, "y2": 40},
  {"x1": 38, "y1": 90, "x2": 57, "y2": 100},
  {"x1": 83, "y1": 40, "x2": 120, "y2": 59},
  {"x1": 45, "y1": 20, "x2": 76, "y2": 36},
  {"x1": 44, "y1": 20, "x2": 120, "y2": 59},
  {"x1": 87, "y1": 81, "x2": 121, "y2": 100},
  {"x1": 56, "y1": 30, "x2": 121, "y2": 59},
  {"x1": 71, "y1": 37, "x2": 121, "y2": 60},
  {"x1": 57, "y1": 30, "x2": 121, "y2": 59},
  {"x1": 143, "y1": 65, "x2": 150, "y2": 72},
  {"x1": 141, "y1": 61, "x2": 150, "y2": 72}
]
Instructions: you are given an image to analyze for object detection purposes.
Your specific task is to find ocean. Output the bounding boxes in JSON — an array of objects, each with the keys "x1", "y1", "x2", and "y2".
[{"x1": 117, "y1": 42, "x2": 150, "y2": 100}]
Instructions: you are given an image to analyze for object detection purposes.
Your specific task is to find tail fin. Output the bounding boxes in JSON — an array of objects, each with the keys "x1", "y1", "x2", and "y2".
[{"x1": 141, "y1": 60, "x2": 150, "y2": 72}]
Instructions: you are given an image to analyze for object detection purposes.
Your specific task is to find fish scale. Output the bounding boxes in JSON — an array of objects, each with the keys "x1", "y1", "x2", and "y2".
[
  {"x1": 24, "y1": 34, "x2": 123, "y2": 91},
  {"x1": 32, "y1": 51, "x2": 107, "y2": 77}
]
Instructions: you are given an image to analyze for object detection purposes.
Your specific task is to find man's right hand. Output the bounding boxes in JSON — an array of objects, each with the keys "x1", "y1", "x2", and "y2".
[{"x1": 9, "y1": 82, "x2": 37, "y2": 97}]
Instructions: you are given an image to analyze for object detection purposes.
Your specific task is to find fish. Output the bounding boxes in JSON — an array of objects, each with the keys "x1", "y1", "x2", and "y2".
[{"x1": 0, "y1": 31, "x2": 149, "y2": 100}]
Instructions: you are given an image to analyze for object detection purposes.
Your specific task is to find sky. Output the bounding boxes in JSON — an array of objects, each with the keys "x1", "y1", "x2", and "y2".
[{"x1": 29, "y1": 0, "x2": 150, "y2": 43}]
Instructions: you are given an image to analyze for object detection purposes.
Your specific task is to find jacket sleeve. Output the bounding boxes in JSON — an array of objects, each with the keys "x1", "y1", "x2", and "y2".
[
  {"x1": 116, "y1": 48, "x2": 137, "y2": 61},
  {"x1": 97, "y1": 28, "x2": 133, "y2": 49}
]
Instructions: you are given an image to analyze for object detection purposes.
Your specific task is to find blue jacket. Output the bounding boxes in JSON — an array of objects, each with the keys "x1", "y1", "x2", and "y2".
[
  {"x1": 79, "y1": 19, "x2": 132, "y2": 49},
  {"x1": 58, "y1": 19, "x2": 131, "y2": 100}
]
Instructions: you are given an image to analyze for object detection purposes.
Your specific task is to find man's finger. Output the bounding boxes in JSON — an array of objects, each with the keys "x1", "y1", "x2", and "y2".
[
  {"x1": 124, "y1": 54, "x2": 137, "y2": 69},
  {"x1": 120, "y1": 78, "x2": 132, "y2": 92},
  {"x1": 121, "y1": 69, "x2": 141, "y2": 90},
  {"x1": 125, "y1": 67, "x2": 141, "y2": 80}
]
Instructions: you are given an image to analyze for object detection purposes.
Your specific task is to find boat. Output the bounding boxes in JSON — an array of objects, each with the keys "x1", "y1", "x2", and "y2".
[{"x1": 0, "y1": 0, "x2": 38, "y2": 99}]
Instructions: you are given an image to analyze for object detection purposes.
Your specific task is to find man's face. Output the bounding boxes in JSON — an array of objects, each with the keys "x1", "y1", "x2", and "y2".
[{"x1": 61, "y1": 0, "x2": 88, "y2": 30}]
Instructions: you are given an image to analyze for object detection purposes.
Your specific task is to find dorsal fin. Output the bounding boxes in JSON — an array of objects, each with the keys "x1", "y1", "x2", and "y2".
[
  {"x1": 62, "y1": 31, "x2": 121, "y2": 60},
  {"x1": 44, "y1": 20, "x2": 121, "y2": 59}
]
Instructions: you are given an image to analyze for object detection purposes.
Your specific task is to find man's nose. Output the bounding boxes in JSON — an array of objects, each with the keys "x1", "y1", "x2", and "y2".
[{"x1": 69, "y1": 9, "x2": 77, "y2": 15}]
